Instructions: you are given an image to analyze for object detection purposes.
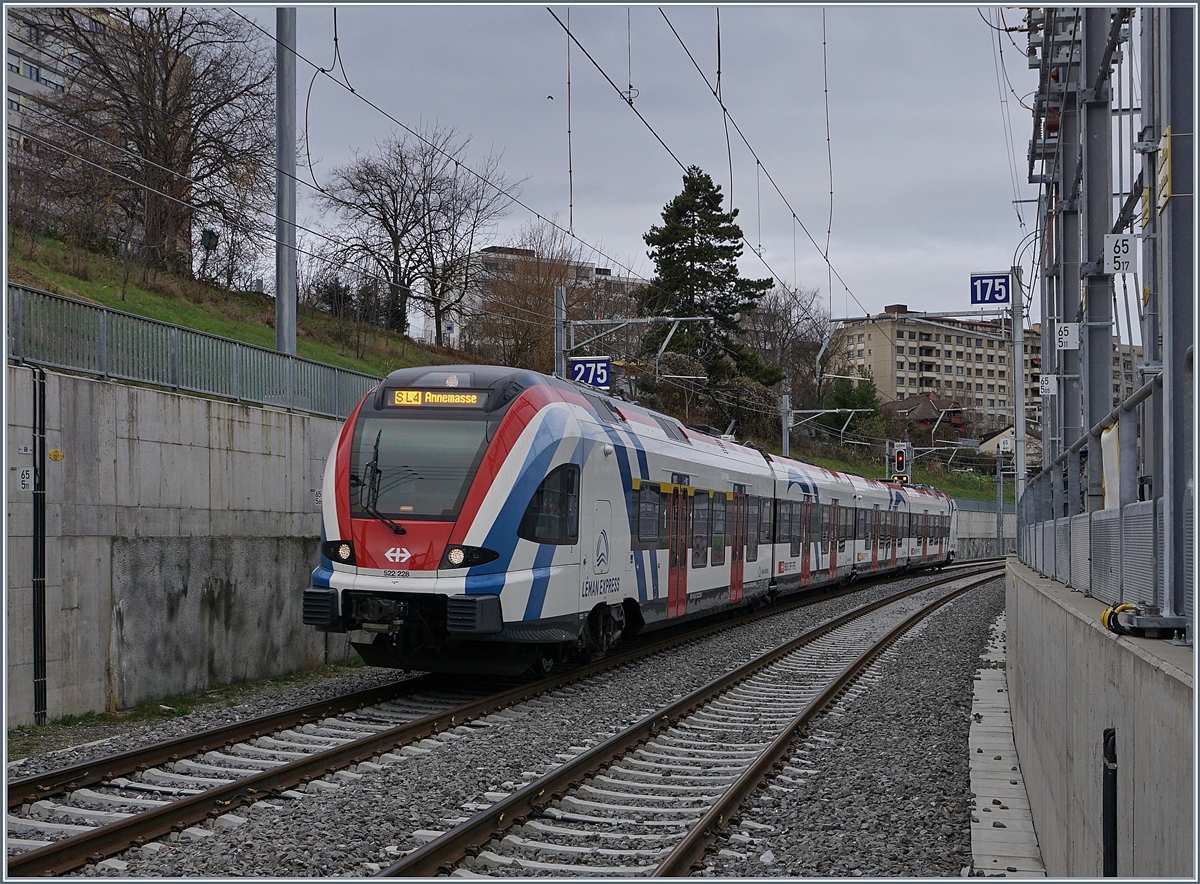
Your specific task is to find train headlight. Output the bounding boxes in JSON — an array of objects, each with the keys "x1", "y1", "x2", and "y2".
[
  {"x1": 321, "y1": 540, "x2": 356, "y2": 565},
  {"x1": 440, "y1": 545, "x2": 499, "y2": 569}
]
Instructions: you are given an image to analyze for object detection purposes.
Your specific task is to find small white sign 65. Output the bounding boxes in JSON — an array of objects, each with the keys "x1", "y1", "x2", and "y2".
[{"x1": 1104, "y1": 234, "x2": 1137, "y2": 274}]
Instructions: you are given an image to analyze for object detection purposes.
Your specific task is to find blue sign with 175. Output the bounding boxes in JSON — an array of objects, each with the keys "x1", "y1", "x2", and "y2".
[{"x1": 969, "y1": 272, "x2": 1012, "y2": 305}]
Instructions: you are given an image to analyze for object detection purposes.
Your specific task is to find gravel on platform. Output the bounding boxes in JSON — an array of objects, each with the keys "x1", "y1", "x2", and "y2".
[
  {"x1": 47, "y1": 569, "x2": 1002, "y2": 878},
  {"x1": 698, "y1": 577, "x2": 1006, "y2": 878}
]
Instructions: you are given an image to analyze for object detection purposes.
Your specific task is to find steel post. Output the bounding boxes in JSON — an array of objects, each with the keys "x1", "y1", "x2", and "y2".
[
  {"x1": 554, "y1": 285, "x2": 566, "y2": 379},
  {"x1": 1159, "y1": 6, "x2": 1194, "y2": 621},
  {"x1": 275, "y1": 8, "x2": 298, "y2": 356},
  {"x1": 1082, "y1": 8, "x2": 1114, "y2": 514}
]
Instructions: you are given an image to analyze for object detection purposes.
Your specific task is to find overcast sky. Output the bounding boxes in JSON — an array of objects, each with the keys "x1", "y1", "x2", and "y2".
[{"x1": 241, "y1": 4, "x2": 1042, "y2": 334}]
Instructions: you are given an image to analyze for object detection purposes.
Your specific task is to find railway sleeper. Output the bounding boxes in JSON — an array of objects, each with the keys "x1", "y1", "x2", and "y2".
[
  {"x1": 604, "y1": 762, "x2": 742, "y2": 783},
  {"x1": 500, "y1": 834, "x2": 669, "y2": 859},
  {"x1": 576, "y1": 784, "x2": 716, "y2": 806},
  {"x1": 469, "y1": 850, "x2": 651, "y2": 876},
  {"x1": 651, "y1": 734, "x2": 767, "y2": 753},
  {"x1": 70, "y1": 788, "x2": 169, "y2": 809},
  {"x1": 104, "y1": 778, "x2": 202, "y2": 797},
  {"x1": 557, "y1": 796, "x2": 709, "y2": 816},
  {"x1": 30, "y1": 801, "x2": 131, "y2": 825},
  {"x1": 541, "y1": 806, "x2": 692, "y2": 828},
  {"x1": 591, "y1": 774, "x2": 732, "y2": 794},
  {"x1": 519, "y1": 820, "x2": 674, "y2": 842},
  {"x1": 140, "y1": 768, "x2": 235, "y2": 789}
]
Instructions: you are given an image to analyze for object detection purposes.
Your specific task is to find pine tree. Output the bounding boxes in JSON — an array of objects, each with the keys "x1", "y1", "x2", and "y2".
[{"x1": 641, "y1": 166, "x2": 780, "y2": 385}]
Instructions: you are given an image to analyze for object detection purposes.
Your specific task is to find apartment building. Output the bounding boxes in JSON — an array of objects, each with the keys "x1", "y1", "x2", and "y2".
[
  {"x1": 833, "y1": 304, "x2": 1027, "y2": 430},
  {"x1": 833, "y1": 304, "x2": 1140, "y2": 433},
  {"x1": 420, "y1": 245, "x2": 644, "y2": 350},
  {"x1": 6, "y1": 10, "x2": 73, "y2": 151}
]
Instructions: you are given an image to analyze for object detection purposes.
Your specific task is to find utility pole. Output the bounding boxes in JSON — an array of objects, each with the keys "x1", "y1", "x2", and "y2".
[
  {"x1": 275, "y1": 8, "x2": 297, "y2": 356},
  {"x1": 781, "y1": 393, "x2": 790, "y2": 457},
  {"x1": 1011, "y1": 265, "x2": 1026, "y2": 502},
  {"x1": 554, "y1": 285, "x2": 566, "y2": 379},
  {"x1": 1082, "y1": 7, "x2": 1114, "y2": 513},
  {"x1": 996, "y1": 455, "x2": 1004, "y2": 553}
]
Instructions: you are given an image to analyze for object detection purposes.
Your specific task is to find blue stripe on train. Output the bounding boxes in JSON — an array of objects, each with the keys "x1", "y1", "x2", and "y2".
[
  {"x1": 466, "y1": 409, "x2": 570, "y2": 597},
  {"x1": 591, "y1": 421, "x2": 646, "y2": 603}
]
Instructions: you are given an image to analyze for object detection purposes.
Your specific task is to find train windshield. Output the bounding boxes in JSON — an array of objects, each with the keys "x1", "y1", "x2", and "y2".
[{"x1": 349, "y1": 414, "x2": 493, "y2": 520}]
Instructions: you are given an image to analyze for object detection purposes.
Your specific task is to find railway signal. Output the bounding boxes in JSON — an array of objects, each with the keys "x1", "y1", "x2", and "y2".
[{"x1": 889, "y1": 440, "x2": 912, "y2": 483}]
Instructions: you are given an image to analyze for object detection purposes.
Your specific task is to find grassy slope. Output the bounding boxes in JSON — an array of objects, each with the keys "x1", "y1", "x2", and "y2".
[
  {"x1": 784, "y1": 450, "x2": 1010, "y2": 502},
  {"x1": 7, "y1": 236, "x2": 470, "y2": 377}
]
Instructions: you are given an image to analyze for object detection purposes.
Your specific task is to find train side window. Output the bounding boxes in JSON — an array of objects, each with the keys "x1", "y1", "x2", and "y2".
[
  {"x1": 518, "y1": 464, "x2": 579, "y2": 545},
  {"x1": 856, "y1": 508, "x2": 867, "y2": 540},
  {"x1": 637, "y1": 483, "x2": 660, "y2": 545},
  {"x1": 759, "y1": 498, "x2": 773, "y2": 544},
  {"x1": 777, "y1": 499, "x2": 792, "y2": 548},
  {"x1": 820, "y1": 505, "x2": 831, "y2": 551},
  {"x1": 692, "y1": 493, "x2": 711, "y2": 568},
  {"x1": 746, "y1": 498, "x2": 760, "y2": 562},
  {"x1": 658, "y1": 490, "x2": 670, "y2": 544},
  {"x1": 711, "y1": 495, "x2": 727, "y2": 566}
]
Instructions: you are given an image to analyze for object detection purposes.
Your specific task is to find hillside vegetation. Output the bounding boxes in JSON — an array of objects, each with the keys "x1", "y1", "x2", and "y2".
[
  {"x1": 7, "y1": 235, "x2": 471, "y2": 378},
  {"x1": 7, "y1": 234, "x2": 1006, "y2": 502}
]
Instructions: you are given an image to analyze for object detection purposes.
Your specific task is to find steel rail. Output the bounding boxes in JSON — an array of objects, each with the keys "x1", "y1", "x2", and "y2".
[
  {"x1": 8, "y1": 556, "x2": 996, "y2": 812},
  {"x1": 377, "y1": 565, "x2": 1004, "y2": 877},
  {"x1": 6, "y1": 674, "x2": 439, "y2": 809},
  {"x1": 652, "y1": 571, "x2": 1000, "y2": 876},
  {"x1": 8, "y1": 560, "x2": 1002, "y2": 877}
]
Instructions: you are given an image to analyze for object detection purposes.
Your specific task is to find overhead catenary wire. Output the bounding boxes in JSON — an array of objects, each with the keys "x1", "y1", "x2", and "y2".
[
  {"x1": 655, "y1": 7, "x2": 890, "y2": 352},
  {"x1": 232, "y1": 9, "x2": 650, "y2": 287},
  {"x1": 987, "y1": 7, "x2": 1028, "y2": 229},
  {"x1": 10, "y1": 121, "x2": 569, "y2": 335},
  {"x1": 549, "y1": 8, "x2": 820, "y2": 313}
]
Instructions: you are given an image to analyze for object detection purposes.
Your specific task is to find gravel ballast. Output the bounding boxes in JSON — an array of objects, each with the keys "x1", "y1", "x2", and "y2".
[
  {"x1": 700, "y1": 578, "x2": 1006, "y2": 877},
  {"x1": 9, "y1": 570, "x2": 1003, "y2": 877}
]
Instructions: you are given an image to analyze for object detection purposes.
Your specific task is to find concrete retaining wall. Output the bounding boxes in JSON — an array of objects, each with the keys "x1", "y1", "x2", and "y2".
[
  {"x1": 6, "y1": 366, "x2": 353, "y2": 726},
  {"x1": 956, "y1": 509, "x2": 1016, "y2": 560},
  {"x1": 1006, "y1": 558, "x2": 1193, "y2": 876}
]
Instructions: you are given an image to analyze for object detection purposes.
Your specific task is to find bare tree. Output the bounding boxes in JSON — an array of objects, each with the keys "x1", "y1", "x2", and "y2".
[
  {"x1": 33, "y1": 8, "x2": 275, "y2": 275},
  {"x1": 317, "y1": 126, "x2": 513, "y2": 341},
  {"x1": 740, "y1": 285, "x2": 836, "y2": 408},
  {"x1": 415, "y1": 150, "x2": 515, "y2": 347},
  {"x1": 463, "y1": 221, "x2": 589, "y2": 372}
]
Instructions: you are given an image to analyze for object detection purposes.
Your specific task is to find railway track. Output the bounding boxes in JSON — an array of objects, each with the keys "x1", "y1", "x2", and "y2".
[
  {"x1": 379, "y1": 566, "x2": 1003, "y2": 877},
  {"x1": 6, "y1": 560, "x2": 1002, "y2": 876}
]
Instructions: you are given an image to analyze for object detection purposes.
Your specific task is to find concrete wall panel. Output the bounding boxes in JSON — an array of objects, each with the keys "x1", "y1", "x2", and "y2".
[
  {"x1": 1007, "y1": 559, "x2": 1193, "y2": 877},
  {"x1": 110, "y1": 536, "x2": 327, "y2": 707},
  {"x1": 6, "y1": 366, "x2": 348, "y2": 726}
]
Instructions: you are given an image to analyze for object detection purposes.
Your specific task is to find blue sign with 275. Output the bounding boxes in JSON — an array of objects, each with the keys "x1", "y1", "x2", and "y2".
[
  {"x1": 969, "y1": 272, "x2": 1012, "y2": 305},
  {"x1": 570, "y1": 356, "x2": 611, "y2": 390}
]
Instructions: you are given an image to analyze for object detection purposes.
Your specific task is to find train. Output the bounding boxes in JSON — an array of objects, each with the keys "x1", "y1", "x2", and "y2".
[{"x1": 303, "y1": 365, "x2": 958, "y2": 675}]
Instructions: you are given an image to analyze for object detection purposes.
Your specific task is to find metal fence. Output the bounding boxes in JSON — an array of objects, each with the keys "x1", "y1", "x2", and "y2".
[
  {"x1": 1019, "y1": 453, "x2": 1195, "y2": 626},
  {"x1": 7, "y1": 285, "x2": 380, "y2": 420}
]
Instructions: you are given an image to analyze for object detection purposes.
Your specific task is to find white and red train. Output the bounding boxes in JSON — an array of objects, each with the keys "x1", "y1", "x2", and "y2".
[{"x1": 304, "y1": 365, "x2": 957, "y2": 673}]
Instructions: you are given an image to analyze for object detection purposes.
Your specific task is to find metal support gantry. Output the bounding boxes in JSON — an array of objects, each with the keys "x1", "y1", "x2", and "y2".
[{"x1": 1019, "y1": 7, "x2": 1193, "y2": 639}]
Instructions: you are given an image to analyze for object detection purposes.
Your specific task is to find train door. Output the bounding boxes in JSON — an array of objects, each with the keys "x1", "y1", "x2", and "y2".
[
  {"x1": 667, "y1": 482, "x2": 690, "y2": 618},
  {"x1": 730, "y1": 488, "x2": 746, "y2": 603},
  {"x1": 889, "y1": 510, "x2": 898, "y2": 568},
  {"x1": 799, "y1": 500, "x2": 811, "y2": 586},
  {"x1": 828, "y1": 501, "x2": 839, "y2": 581},
  {"x1": 920, "y1": 511, "x2": 928, "y2": 564},
  {"x1": 870, "y1": 505, "x2": 880, "y2": 572}
]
